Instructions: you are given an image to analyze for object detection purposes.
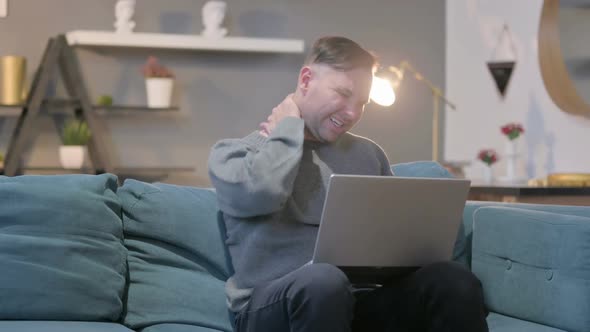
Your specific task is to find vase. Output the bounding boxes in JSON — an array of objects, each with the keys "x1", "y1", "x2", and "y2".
[
  {"x1": 0, "y1": 55, "x2": 26, "y2": 105},
  {"x1": 504, "y1": 140, "x2": 519, "y2": 182},
  {"x1": 482, "y1": 166, "x2": 493, "y2": 184}
]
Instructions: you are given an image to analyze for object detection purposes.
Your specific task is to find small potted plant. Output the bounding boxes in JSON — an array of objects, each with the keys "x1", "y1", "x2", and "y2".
[
  {"x1": 59, "y1": 119, "x2": 92, "y2": 169},
  {"x1": 141, "y1": 56, "x2": 175, "y2": 108}
]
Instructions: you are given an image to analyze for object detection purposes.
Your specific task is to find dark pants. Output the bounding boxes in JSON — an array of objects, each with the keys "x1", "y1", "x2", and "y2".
[{"x1": 233, "y1": 262, "x2": 489, "y2": 332}]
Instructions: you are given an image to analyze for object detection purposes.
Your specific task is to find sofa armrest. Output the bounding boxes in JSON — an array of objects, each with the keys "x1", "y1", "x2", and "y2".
[
  {"x1": 459, "y1": 201, "x2": 590, "y2": 268},
  {"x1": 471, "y1": 206, "x2": 590, "y2": 332}
]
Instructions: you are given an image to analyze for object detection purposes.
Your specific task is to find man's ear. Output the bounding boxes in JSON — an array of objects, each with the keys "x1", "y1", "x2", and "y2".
[{"x1": 298, "y1": 66, "x2": 312, "y2": 95}]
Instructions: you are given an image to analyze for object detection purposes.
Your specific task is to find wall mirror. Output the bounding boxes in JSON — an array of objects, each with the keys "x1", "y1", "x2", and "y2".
[{"x1": 539, "y1": 0, "x2": 590, "y2": 117}]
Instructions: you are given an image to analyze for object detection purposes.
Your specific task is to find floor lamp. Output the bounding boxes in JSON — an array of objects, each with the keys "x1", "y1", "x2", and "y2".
[{"x1": 370, "y1": 61, "x2": 456, "y2": 162}]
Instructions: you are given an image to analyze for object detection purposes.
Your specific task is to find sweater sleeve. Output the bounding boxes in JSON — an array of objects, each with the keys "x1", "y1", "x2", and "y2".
[
  {"x1": 208, "y1": 117, "x2": 304, "y2": 218},
  {"x1": 375, "y1": 144, "x2": 394, "y2": 176}
]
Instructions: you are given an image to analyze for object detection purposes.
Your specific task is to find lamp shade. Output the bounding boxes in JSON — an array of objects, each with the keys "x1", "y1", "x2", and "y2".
[{"x1": 370, "y1": 76, "x2": 396, "y2": 106}]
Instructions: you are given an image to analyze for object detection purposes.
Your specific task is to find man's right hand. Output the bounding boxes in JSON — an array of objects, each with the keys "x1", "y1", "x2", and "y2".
[{"x1": 259, "y1": 94, "x2": 301, "y2": 137}]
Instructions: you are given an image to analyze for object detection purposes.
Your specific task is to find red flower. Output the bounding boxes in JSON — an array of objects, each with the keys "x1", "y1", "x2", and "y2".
[
  {"x1": 141, "y1": 56, "x2": 175, "y2": 78},
  {"x1": 501, "y1": 123, "x2": 524, "y2": 140},
  {"x1": 478, "y1": 149, "x2": 499, "y2": 166}
]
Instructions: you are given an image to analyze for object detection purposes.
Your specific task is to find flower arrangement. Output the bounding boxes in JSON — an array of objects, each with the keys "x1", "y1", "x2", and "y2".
[
  {"x1": 501, "y1": 122, "x2": 524, "y2": 140},
  {"x1": 478, "y1": 149, "x2": 499, "y2": 166},
  {"x1": 141, "y1": 56, "x2": 174, "y2": 78}
]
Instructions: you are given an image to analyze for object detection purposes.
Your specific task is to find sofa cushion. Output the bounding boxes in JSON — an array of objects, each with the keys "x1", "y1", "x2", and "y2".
[
  {"x1": 118, "y1": 180, "x2": 232, "y2": 332},
  {"x1": 0, "y1": 174, "x2": 126, "y2": 321},
  {"x1": 472, "y1": 207, "x2": 590, "y2": 332},
  {"x1": 0, "y1": 321, "x2": 133, "y2": 332},
  {"x1": 142, "y1": 324, "x2": 226, "y2": 332},
  {"x1": 486, "y1": 313, "x2": 568, "y2": 332}
]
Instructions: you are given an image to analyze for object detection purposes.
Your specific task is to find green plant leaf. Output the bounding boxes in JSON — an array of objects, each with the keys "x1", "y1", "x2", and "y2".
[
  {"x1": 97, "y1": 95, "x2": 113, "y2": 106},
  {"x1": 62, "y1": 119, "x2": 91, "y2": 146}
]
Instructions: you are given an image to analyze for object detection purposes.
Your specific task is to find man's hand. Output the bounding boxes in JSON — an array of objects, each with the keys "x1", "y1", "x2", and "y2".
[{"x1": 259, "y1": 94, "x2": 301, "y2": 137}]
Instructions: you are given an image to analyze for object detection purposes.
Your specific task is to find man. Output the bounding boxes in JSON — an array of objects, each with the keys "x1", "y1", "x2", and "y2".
[{"x1": 208, "y1": 36, "x2": 488, "y2": 332}]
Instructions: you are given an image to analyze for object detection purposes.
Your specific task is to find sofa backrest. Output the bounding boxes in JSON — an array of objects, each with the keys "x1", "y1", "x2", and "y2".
[
  {"x1": 390, "y1": 161, "x2": 470, "y2": 266},
  {"x1": 0, "y1": 174, "x2": 127, "y2": 322},
  {"x1": 117, "y1": 179, "x2": 233, "y2": 332},
  {"x1": 462, "y1": 200, "x2": 590, "y2": 267}
]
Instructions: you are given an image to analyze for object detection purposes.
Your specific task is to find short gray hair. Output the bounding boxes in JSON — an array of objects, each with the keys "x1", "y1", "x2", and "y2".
[{"x1": 304, "y1": 36, "x2": 378, "y2": 73}]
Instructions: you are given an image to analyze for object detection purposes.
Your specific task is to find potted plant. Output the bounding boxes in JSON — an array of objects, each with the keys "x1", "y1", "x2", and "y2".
[
  {"x1": 59, "y1": 119, "x2": 91, "y2": 169},
  {"x1": 141, "y1": 56, "x2": 175, "y2": 108}
]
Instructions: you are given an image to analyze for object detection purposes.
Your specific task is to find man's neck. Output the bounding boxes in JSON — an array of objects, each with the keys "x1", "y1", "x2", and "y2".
[
  {"x1": 304, "y1": 127, "x2": 320, "y2": 142},
  {"x1": 292, "y1": 91, "x2": 318, "y2": 142}
]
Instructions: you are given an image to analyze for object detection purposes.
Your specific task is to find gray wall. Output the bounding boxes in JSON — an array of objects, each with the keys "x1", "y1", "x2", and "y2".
[{"x1": 0, "y1": 0, "x2": 445, "y2": 186}]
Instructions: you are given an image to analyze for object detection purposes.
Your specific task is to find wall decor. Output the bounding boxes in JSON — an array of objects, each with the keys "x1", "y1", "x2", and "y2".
[
  {"x1": 114, "y1": 0, "x2": 136, "y2": 34},
  {"x1": 201, "y1": 0, "x2": 228, "y2": 38},
  {"x1": 487, "y1": 24, "x2": 517, "y2": 98},
  {"x1": 539, "y1": 0, "x2": 590, "y2": 117}
]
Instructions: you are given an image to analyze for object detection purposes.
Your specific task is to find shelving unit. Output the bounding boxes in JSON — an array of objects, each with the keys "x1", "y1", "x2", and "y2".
[
  {"x1": 0, "y1": 34, "x2": 195, "y2": 177},
  {"x1": 2, "y1": 31, "x2": 304, "y2": 177},
  {"x1": 66, "y1": 30, "x2": 305, "y2": 54}
]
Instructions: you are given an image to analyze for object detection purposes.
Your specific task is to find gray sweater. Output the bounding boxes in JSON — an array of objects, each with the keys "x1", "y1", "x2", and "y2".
[{"x1": 208, "y1": 117, "x2": 393, "y2": 312}]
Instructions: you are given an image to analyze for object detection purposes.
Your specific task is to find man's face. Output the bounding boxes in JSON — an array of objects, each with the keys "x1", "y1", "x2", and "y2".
[{"x1": 297, "y1": 64, "x2": 372, "y2": 143}]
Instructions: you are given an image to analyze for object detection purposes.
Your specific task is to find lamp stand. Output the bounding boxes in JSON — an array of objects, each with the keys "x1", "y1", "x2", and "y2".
[
  {"x1": 430, "y1": 87, "x2": 456, "y2": 162},
  {"x1": 393, "y1": 62, "x2": 456, "y2": 162},
  {"x1": 432, "y1": 91, "x2": 440, "y2": 161}
]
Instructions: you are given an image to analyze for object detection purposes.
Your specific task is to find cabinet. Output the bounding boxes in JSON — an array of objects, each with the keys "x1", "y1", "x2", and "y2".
[
  {"x1": 1, "y1": 32, "x2": 305, "y2": 177},
  {"x1": 469, "y1": 183, "x2": 590, "y2": 206}
]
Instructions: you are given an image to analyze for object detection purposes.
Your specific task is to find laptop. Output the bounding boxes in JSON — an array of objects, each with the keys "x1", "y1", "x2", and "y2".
[{"x1": 311, "y1": 174, "x2": 470, "y2": 284}]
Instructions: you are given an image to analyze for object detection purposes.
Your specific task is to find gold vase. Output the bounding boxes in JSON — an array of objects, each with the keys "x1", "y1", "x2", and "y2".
[{"x1": 0, "y1": 55, "x2": 26, "y2": 105}]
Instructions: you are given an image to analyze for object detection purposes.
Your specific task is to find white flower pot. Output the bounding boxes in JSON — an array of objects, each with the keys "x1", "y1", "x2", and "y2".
[
  {"x1": 146, "y1": 78, "x2": 174, "y2": 108},
  {"x1": 59, "y1": 145, "x2": 86, "y2": 169}
]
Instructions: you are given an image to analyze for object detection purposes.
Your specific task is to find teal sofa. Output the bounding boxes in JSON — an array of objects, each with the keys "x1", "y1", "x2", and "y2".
[
  {"x1": 392, "y1": 162, "x2": 590, "y2": 332},
  {"x1": 0, "y1": 161, "x2": 588, "y2": 332}
]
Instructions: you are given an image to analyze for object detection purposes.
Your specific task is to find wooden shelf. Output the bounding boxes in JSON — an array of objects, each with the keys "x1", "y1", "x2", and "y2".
[
  {"x1": 0, "y1": 104, "x2": 22, "y2": 116},
  {"x1": 0, "y1": 100, "x2": 179, "y2": 117},
  {"x1": 113, "y1": 167, "x2": 195, "y2": 175},
  {"x1": 94, "y1": 107, "x2": 180, "y2": 116},
  {"x1": 66, "y1": 30, "x2": 305, "y2": 54},
  {"x1": 13, "y1": 166, "x2": 194, "y2": 175},
  {"x1": 8, "y1": 166, "x2": 196, "y2": 182}
]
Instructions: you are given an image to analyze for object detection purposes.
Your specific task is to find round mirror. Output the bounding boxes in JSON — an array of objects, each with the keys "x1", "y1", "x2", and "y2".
[{"x1": 539, "y1": 0, "x2": 590, "y2": 116}]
